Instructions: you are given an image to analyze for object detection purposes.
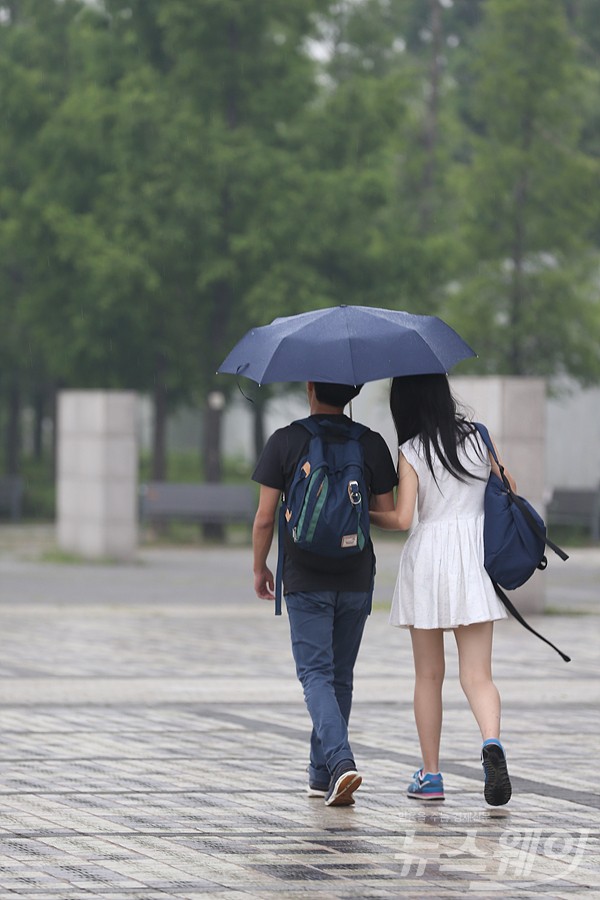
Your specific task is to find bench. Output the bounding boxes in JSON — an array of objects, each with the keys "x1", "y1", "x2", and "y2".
[
  {"x1": 139, "y1": 482, "x2": 256, "y2": 528},
  {"x1": 0, "y1": 476, "x2": 24, "y2": 521},
  {"x1": 547, "y1": 487, "x2": 600, "y2": 540}
]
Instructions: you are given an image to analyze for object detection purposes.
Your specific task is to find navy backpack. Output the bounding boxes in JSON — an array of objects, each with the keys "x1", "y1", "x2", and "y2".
[
  {"x1": 475, "y1": 423, "x2": 570, "y2": 661},
  {"x1": 275, "y1": 417, "x2": 370, "y2": 615}
]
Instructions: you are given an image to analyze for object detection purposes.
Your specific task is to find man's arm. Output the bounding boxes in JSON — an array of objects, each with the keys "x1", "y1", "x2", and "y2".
[
  {"x1": 252, "y1": 485, "x2": 281, "y2": 601},
  {"x1": 369, "y1": 488, "x2": 395, "y2": 514}
]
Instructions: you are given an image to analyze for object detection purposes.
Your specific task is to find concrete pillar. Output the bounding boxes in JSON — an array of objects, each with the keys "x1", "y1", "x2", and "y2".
[
  {"x1": 57, "y1": 391, "x2": 138, "y2": 561},
  {"x1": 450, "y1": 376, "x2": 547, "y2": 613}
]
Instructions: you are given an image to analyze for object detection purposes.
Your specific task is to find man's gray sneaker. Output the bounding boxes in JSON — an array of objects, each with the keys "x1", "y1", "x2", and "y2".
[
  {"x1": 324, "y1": 762, "x2": 362, "y2": 806},
  {"x1": 306, "y1": 782, "x2": 328, "y2": 798}
]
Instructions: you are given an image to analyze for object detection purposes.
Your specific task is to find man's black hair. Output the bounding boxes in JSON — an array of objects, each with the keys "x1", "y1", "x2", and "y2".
[{"x1": 314, "y1": 382, "x2": 363, "y2": 408}]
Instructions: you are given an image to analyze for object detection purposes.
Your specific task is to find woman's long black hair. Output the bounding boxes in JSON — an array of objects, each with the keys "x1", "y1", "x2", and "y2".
[{"x1": 389, "y1": 374, "x2": 482, "y2": 483}]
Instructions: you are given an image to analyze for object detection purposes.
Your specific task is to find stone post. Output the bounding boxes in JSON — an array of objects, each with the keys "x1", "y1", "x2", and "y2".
[
  {"x1": 57, "y1": 391, "x2": 138, "y2": 561},
  {"x1": 450, "y1": 376, "x2": 547, "y2": 613}
]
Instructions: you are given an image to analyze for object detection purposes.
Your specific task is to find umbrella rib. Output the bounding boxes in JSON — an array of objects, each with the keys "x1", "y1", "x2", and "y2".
[{"x1": 342, "y1": 307, "x2": 359, "y2": 386}]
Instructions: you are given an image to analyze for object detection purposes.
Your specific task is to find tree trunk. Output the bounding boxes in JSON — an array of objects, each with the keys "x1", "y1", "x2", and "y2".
[
  {"x1": 509, "y1": 116, "x2": 533, "y2": 374},
  {"x1": 510, "y1": 175, "x2": 527, "y2": 374},
  {"x1": 203, "y1": 402, "x2": 223, "y2": 483},
  {"x1": 226, "y1": 19, "x2": 240, "y2": 129},
  {"x1": 199, "y1": 14, "x2": 240, "y2": 542},
  {"x1": 49, "y1": 383, "x2": 58, "y2": 481},
  {"x1": 202, "y1": 397, "x2": 225, "y2": 541},
  {"x1": 6, "y1": 2, "x2": 19, "y2": 25},
  {"x1": 419, "y1": 0, "x2": 443, "y2": 233},
  {"x1": 32, "y1": 386, "x2": 46, "y2": 461},
  {"x1": 152, "y1": 357, "x2": 168, "y2": 481},
  {"x1": 564, "y1": 0, "x2": 582, "y2": 26},
  {"x1": 6, "y1": 380, "x2": 21, "y2": 476}
]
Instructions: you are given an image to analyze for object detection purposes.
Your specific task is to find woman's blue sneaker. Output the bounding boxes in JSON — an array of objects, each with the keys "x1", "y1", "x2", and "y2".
[
  {"x1": 481, "y1": 739, "x2": 512, "y2": 806},
  {"x1": 407, "y1": 768, "x2": 445, "y2": 801}
]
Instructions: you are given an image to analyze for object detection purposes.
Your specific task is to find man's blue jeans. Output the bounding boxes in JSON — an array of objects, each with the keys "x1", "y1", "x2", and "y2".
[{"x1": 285, "y1": 590, "x2": 372, "y2": 786}]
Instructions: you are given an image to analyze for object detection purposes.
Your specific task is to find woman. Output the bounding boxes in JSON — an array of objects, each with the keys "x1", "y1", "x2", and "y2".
[{"x1": 371, "y1": 374, "x2": 514, "y2": 806}]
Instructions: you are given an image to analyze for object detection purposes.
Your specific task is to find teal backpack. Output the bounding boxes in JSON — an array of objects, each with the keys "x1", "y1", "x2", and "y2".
[{"x1": 275, "y1": 417, "x2": 369, "y2": 614}]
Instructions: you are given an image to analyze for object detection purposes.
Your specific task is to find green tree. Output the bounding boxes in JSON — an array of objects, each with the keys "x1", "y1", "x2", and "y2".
[
  {"x1": 155, "y1": 0, "x2": 334, "y2": 483},
  {"x1": 308, "y1": 0, "x2": 482, "y2": 316},
  {"x1": 0, "y1": 0, "x2": 82, "y2": 473},
  {"x1": 442, "y1": 0, "x2": 600, "y2": 382},
  {"x1": 4, "y1": 0, "x2": 600, "y2": 499},
  {"x1": 13, "y1": 1, "x2": 337, "y2": 483}
]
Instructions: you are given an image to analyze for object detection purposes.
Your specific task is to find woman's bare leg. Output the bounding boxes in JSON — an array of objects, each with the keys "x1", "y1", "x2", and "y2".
[
  {"x1": 409, "y1": 627, "x2": 445, "y2": 773},
  {"x1": 454, "y1": 622, "x2": 501, "y2": 740}
]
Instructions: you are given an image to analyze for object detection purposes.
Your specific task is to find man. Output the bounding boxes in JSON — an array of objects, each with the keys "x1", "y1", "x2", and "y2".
[{"x1": 252, "y1": 381, "x2": 397, "y2": 806}]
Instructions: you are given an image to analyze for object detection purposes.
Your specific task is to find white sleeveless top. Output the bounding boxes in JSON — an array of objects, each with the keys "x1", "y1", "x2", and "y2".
[{"x1": 389, "y1": 431, "x2": 507, "y2": 629}]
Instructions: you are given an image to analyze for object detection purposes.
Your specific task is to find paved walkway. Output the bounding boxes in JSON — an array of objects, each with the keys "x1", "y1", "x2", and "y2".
[{"x1": 0, "y1": 527, "x2": 598, "y2": 899}]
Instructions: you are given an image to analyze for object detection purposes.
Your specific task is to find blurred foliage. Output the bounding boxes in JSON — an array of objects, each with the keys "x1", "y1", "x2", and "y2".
[
  {"x1": 0, "y1": 454, "x2": 56, "y2": 521},
  {"x1": 442, "y1": 0, "x2": 600, "y2": 380},
  {"x1": 138, "y1": 450, "x2": 252, "y2": 485},
  {"x1": 0, "y1": 449, "x2": 253, "y2": 523},
  {"x1": 0, "y1": 0, "x2": 599, "y2": 486}
]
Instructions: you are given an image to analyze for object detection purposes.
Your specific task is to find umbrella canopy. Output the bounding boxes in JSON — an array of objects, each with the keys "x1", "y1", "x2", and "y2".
[{"x1": 218, "y1": 305, "x2": 476, "y2": 385}]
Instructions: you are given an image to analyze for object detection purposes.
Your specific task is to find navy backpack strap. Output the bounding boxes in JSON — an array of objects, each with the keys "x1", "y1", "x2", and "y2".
[
  {"x1": 292, "y1": 416, "x2": 319, "y2": 436},
  {"x1": 348, "y1": 421, "x2": 369, "y2": 441},
  {"x1": 491, "y1": 582, "x2": 571, "y2": 662},
  {"x1": 273, "y1": 419, "x2": 314, "y2": 616},
  {"x1": 274, "y1": 501, "x2": 285, "y2": 616},
  {"x1": 474, "y1": 422, "x2": 500, "y2": 467},
  {"x1": 292, "y1": 416, "x2": 368, "y2": 440}
]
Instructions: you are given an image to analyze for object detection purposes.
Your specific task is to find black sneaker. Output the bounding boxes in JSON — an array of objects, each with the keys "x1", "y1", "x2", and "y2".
[
  {"x1": 482, "y1": 739, "x2": 512, "y2": 806},
  {"x1": 324, "y1": 762, "x2": 362, "y2": 807}
]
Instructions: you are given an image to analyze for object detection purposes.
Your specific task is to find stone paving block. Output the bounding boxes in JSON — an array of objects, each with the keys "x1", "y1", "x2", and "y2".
[{"x1": 0, "y1": 537, "x2": 598, "y2": 897}]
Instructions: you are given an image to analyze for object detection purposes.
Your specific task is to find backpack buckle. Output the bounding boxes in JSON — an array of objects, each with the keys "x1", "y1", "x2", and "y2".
[{"x1": 348, "y1": 480, "x2": 361, "y2": 505}]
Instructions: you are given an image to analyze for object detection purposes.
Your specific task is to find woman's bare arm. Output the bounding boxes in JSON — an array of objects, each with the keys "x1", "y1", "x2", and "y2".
[{"x1": 370, "y1": 453, "x2": 418, "y2": 531}]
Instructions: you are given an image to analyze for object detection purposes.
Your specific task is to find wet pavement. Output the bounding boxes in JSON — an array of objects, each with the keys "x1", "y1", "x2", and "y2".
[{"x1": 0, "y1": 526, "x2": 598, "y2": 899}]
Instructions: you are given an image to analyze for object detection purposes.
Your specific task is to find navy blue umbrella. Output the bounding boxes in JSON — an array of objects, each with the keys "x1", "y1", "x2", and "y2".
[{"x1": 218, "y1": 305, "x2": 476, "y2": 385}]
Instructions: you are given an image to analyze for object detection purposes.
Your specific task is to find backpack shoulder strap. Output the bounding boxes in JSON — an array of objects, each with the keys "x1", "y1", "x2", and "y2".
[
  {"x1": 474, "y1": 422, "x2": 498, "y2": 464},
  {"x1": 274, "y1": 417, "x2": 323, "y2": 615},
  {"x1": 492, "y1": 582, "x2": 571, "y2": 662},
  {"x1": 275, "y1": 501, "x2": 285, "y2": 616},
  {"x1": 475, "y1": 422, "x2": 513, "y2": 496},
  {"x1": 292, "y1": 417, "x2": 368, "y2": 441},
  {"x1": 347, "y1": 421, "x2": 369, "y2": 441},
  {"x1": 292, "y1": 416, "x2": 319, "y2": 436}
]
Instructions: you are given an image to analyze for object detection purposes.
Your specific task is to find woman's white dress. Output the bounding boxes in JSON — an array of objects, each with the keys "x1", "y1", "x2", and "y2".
[{"x1": 389, "y1": 430, "x2": 508, "y2": 629}]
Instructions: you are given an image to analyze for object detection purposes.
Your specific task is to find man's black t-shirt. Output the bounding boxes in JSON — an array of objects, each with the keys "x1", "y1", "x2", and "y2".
[{"x1": 252, "y1": 414, "x2": 398, "y2": 594}]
